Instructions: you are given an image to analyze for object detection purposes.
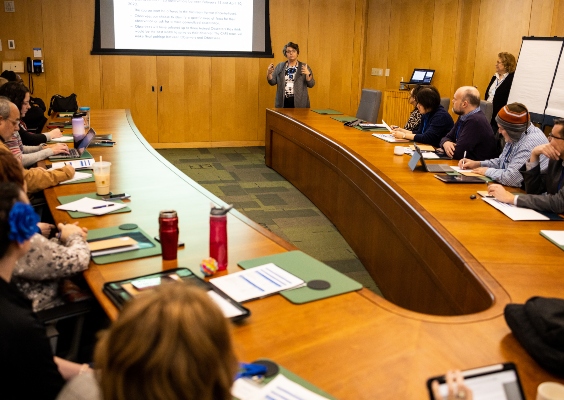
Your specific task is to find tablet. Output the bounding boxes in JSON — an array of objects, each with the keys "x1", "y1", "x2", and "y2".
[
  {"x1": 434, "y1": 174, "x2": 487, "y2": 183},
  {"x1": 426, "y1": 362, "x2": 525, "y2": 400}
]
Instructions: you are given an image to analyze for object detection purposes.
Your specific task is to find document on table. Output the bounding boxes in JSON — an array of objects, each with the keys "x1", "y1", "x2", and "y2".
[
  {"x1": 56, "y1": 197, "x2": 128, "y2": 216},
  {"x1": 60, "y1": 171, "x2": 92, "y2": 184},
  {"x1": 232, "y1": 374, "x2": 331, "y2": 400},
  {"x1": 451, "y1": 166, "x2": 485, "y2": 177},
  {"x1": 209, "y1": 263, "x2": 305, "y2": 302},
  {"x1": 482, "y1": 198, "x2": 549, "y2": 220},
  {"x1": 540, "y1": 230, "x2": 564, "y2": 250},
  {"x1": 51, "y1": 158, "x2": 95, "y2": 170},
  {"x1": 403, "y1": 148, "x2": 440, "y2": 158},
  {"x1": 50, "y1": 136, "x2": 74, "y2": 142}
]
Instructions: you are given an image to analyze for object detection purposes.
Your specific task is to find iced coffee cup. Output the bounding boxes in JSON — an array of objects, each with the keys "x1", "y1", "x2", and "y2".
[{"x1": 93, "y1": 161, "x2": 111, "y2": 196}]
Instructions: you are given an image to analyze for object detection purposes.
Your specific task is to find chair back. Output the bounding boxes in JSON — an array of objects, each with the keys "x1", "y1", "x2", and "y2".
[
  {"x1": 479, "y1": 100, "x2": 493, "y2": 122},
  {"x1": 440, "y1": 97, "x2": 450, "y2": 111},
  {"x1": 356, "y1": 89, "x2": 382, "y2": 123}
]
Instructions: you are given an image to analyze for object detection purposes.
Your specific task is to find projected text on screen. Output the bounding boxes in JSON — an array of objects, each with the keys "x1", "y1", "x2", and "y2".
[{"x1": 114, "y1": 0, "x2": 253, "y2": 51}]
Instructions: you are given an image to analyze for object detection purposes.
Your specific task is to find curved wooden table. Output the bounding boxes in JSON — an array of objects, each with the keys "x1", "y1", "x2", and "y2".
[{"x1": 44, "y1": 110, "x2": 563, "y2": 399}]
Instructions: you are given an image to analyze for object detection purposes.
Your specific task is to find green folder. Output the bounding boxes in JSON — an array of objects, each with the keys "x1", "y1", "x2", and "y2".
[
  {"x1": 49, "y1": 149, "x2": 93, "y2": 161},
  {"x1": 311, "y1": 109, "x2": 343, "y2": 115},
  {"x1": 59, "y1": 170, "x2": 95, "y2": 185},
  {"x1": 87, "y1": 225, "x2": 161, "y2": 264},
  {"x1": 354, "y1": 125, "x2": 388, "y2": 132},
  {"x1": 330, "y1": 115, "x2": 357, "y2": 122},
  {"x1": 57, "y1": 192, "x2": 131, "y2": 218},
  {"x1": 237, "y1": 250, "x2": 362, "y2": 304},
  {"x1": 236, "y1": 358, "x2": 337, "y2": 400}
]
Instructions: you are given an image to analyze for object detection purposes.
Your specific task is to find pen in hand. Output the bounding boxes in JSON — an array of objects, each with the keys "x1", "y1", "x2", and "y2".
[
  {"x1": 93, "y1": 204, "x2": 115, "y2": 209},
  {"x1": 462, "y1": 151, "x2": 467, "y2": 168}
]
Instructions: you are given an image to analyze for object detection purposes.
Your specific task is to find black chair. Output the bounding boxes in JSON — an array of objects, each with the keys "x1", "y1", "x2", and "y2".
[{"x1": 356, "y1": 89, "x2": 382, "y2": 123}]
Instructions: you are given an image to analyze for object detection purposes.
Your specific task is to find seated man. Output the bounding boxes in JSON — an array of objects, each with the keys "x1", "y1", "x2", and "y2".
[
  {"x1": 0, "y1": 97, "x2": 74, "y2": 193},
  {"x1": 488, "y1": 118, "x2": 564, "y2": 214},
  {"x1": 439, "y1": 86, "x2": 498, "y2": 160},
  {"x1": 458, "y1": 103, "x2": 548, "y2": 187}
]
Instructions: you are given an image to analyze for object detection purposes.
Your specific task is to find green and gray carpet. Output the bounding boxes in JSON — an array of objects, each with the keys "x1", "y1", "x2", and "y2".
[{"x1": 157, "y1": 147, "x2": 381, "y2": 296}]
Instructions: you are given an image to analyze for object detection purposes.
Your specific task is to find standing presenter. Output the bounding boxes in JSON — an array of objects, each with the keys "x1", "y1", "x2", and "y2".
[{"x1": 267, "y1": 42, "x2": 315, "y2": 108}]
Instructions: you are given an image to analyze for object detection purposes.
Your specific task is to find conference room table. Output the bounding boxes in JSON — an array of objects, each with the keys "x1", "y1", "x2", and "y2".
[{"x1": 44, "y1": 109, "x2": 563, "y2": 399}]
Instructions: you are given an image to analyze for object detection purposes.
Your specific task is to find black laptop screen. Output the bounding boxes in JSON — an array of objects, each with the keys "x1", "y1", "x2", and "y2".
[{"x1": 410, "y1": 69, "x2": 435, "y2": 84}]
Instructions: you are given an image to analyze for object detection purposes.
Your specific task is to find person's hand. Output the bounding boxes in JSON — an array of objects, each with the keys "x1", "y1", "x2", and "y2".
[
  {"x1": 301, "y1": 64, "x2": 309, "y2": 75},
  {"x1": 49, "y1": 143, "x2": 70, "y2": 155},
  {"x1": 531, "y1": 143, "x2": 560, "y2": 161},
  {"x1": 37, "y1": 222, "x2": 55, "y2": 238},
  {"x1": 431, "y1": 370, "x2": 473, "y2": 400},
  {"x1": 458, "y1": 159, "x2": 479, "y2": 170},
  {"x1": 391, "y1": 130, "x2": 408, "y2": 139},
  {"x1": 487, "y1": 183, "x2": 515, "y2": 204},
  {"x1": 57, "y1": 222, "x2": 87, "y2": 242},
  {"x1": 471, "y1": 167, "x2": 488, "y2": 176},
  {"x1": 49, "y1": 128, "x2": 63, "y2": 139},
  {"x1": 443, "y1": 141, "x2": 456, "y2": 158},
  {"x1": 267, "y1": 63, "x2": 274, "y2": 76}
]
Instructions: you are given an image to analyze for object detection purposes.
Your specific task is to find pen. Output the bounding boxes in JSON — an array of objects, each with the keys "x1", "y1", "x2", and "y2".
[
  {"x1": 93, "y1": 204, "x2": 115, "y2": 209},
  {"x1": 463, "y1": 150, "x2": 467, "y2": 168}
]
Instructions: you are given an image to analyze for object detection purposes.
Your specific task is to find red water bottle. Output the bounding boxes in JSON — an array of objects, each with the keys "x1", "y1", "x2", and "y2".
[
  {"x1": 159, "y1": 210, "x2": 179, "y2": 260},
  {"x1": 209, "y1": 204, "x2": 232, "y2": 271}
]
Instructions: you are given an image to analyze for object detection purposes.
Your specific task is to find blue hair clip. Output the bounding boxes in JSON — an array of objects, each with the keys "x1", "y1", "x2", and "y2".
[{"x1": 8, "y1": 202, "x2": 39, "y2": 244}]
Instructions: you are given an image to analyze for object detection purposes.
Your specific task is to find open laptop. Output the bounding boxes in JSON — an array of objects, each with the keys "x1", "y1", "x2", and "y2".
[
  {"x1": 49, "y1": 128, "x2": 96, "y2": 160},
  {"x1": 402, "y1": 69, "x2": 435, "y2": 85},
  {"x1": 408, "y1": 143, "x2": 454, "y2": 172}
]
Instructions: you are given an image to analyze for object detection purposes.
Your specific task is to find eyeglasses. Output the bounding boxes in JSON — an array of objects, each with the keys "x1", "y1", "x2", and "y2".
[
  {"x1": 548, "y1": 132, "x2": 564, "y2": 141},
  {"x1": 4, "y1": 118, "x2": 20, "y2": 126}
]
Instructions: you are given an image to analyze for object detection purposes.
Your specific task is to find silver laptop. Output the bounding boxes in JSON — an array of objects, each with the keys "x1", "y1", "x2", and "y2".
[
  {"x1": 49, "y1": 128, "x2": 96, "y2": 160},
  {"x1": 408, "y1": 143, "x2": 454, "y2": 173}
]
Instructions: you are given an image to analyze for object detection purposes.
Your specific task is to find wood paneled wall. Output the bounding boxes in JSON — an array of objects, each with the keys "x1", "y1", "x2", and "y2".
[{"x1": 1, "y1": 0, "x2": 564, "y2": 145}]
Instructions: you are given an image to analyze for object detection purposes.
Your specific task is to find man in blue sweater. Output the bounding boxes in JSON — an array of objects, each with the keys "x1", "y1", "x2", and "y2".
[{"x1": 439, "y1": 86, "x2": 498, "y2": 160}]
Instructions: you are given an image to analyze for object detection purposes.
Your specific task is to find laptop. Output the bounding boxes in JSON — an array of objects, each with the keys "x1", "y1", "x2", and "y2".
[
  {"x1": 434, "y1": 174, "x2": 487, "y2": 183},
  {"x1": 402, "y1": 69, "x2": 435, "y2": 85},
  {"x1": 49, "y1": 128, "x2": 96, "y2": 160},
  {"x1": 408, "y1": 143, "x2": 454, "y2": 172}
]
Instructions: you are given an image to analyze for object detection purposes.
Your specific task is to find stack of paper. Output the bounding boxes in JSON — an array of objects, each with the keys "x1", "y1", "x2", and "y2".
[
  {"x1": 210, "y1": 263, "x2": 305, "y2": 302},
  {"x1": 540, "y1": 230, "x2": 564, "y2": 251},
  {"x1": 60, "y1": 171, "x2": 92, "y2": 184},
  {"x1": 51, "y1": 159, "x2": 95, "y2": 170},
  {"x1": 482, "y1": 198, "x2": 549, "y2": 221},
  {"x1": 89, "y1": 236, "x2": 139, "y2": 256},
  {"x1": 232, "y1": 374, "x2": 331, "y2": 400},
  {"x1": 56, "y1": 197, "x2": 128, "y2": 216}
]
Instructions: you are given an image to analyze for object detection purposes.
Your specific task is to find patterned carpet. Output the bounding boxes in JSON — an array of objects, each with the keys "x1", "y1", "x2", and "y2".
[{"x1": 157, "y1": 147, "x2": 382, "y2": 295}]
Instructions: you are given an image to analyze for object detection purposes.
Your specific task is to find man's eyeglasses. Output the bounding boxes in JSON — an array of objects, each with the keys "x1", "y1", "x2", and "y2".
[
  {"x1": 548, "y1": 132, "x2": 564, "y2": 141},
  {"x1": 3, "y1": 118, "x2": 20, "y2": 126}
]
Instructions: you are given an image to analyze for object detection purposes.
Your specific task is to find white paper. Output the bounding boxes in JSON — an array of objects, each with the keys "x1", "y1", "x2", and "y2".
[
  {"x1": 540, "y1": 230, "x2": 564, "y2": 246},
  {"x1": 210, "y1": 263, "x2": 304, "y2": 303},
  {"x1": 91, "y1": 244, "x2": 139, "y2": 257},
  {"x1": 248, "y1": 374, "x2": 330, "y2": 400},
  {"x1": 50, "y1": 136, "x2": 74, "y2": 142},
  {"x1": 372, "y1": 133, "x2": 409, "y2": 143},
  {"x1": 60, "y1": 171, "x2": 92, "y2": 184},
  {"x1": 206, "y1": 290, "x2": 244, "y2": 319},
  {"x1": 482, "y1": 198, "x2": 549, "y2": 221},
  {"x1": 51, "y1": 158, "x2": 95, "y2": 170},
  {"x1": 56, "y1": 197, "x2": 127, "y2": 216}
]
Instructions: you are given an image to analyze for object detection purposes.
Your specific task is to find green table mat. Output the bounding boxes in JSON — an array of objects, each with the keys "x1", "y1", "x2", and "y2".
[
  {"x1": 235, "y1": 358, "x2": 337, "y2": 400},
  {"x1": 354, "y1": 125, "x2": 388, "y2": 132},
  {"x1": 311, "y1": 109, "x2": 343, "y2": 115},
  {"x1": 330, "y1": 115, "x2": 358, "y2": 122},
  {"x1": 50, "y1": 149, "x2": 93, "y2": 161},
  {"x1": 87, "y1": 225, "x2": 161, "y2": 264},
  {"x1": 238, "y1": 250, "x2": 362, "y2": 304},
  {"x1": 57, "y1": 192, "x2": 131, "y2": 218},
  {"x1": 59, "y1": 170, "x2": 95, "y2": 185},
  {"x1": 445, "y1": 171, "x2": 492, "y2": 182}
]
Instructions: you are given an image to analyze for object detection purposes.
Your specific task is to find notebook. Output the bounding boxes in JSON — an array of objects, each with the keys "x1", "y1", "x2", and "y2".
[
  {"x1": 49, "y1": 128, "x2": 96, "y2": 160},
  {"x1": 408, "y1": 143, "x2": 454, "y2": 172}
]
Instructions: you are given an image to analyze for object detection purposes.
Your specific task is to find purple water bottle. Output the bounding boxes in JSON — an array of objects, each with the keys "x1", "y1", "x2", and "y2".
[
  {"x1": 209, "y1": 204, "x2": 232, "y2": 271},
  {"x1": 159, "y1": 210, "x2": 179, "y2": 261}
]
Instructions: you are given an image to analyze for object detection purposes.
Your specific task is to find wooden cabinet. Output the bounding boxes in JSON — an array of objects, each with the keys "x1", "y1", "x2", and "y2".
[{"x1": 382, "y1": 90, "x2": 412, "y2": 127}]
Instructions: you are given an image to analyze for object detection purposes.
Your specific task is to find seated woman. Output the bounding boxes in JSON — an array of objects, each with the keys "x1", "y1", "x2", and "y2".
[
  {"x1": 403, "y1": 85, "x2": 424, "y2": 131},
  {"x1": 487, "y1": 118, "x2": 564, "y2": 213},
  {"x1": 0, "y1": 182, "x2": 90, "y2": 400},
  {"x1": 57, "y1": 283, "x2": 238, "y2": 400},
  {"x1": 0, "y1": 82, "x2": 68, "y2": 166},
  {"x1": 459, "y1": 103, "x2": 549, "y2": 187},
  {"x1": 0, "y1": 149, "x2": 90, "y2": 311},
  {"x1": 391, "y1": 86, "x2": 454, "y2": 147}
]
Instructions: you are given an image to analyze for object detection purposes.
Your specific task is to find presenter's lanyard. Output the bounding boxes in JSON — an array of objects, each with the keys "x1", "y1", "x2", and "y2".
[
  {"x1": 495, "y1": 75, "x2": 506, "y2": 89},
  {"x1": 502, "y1": 144, "x2": 513, "y2": 169}
]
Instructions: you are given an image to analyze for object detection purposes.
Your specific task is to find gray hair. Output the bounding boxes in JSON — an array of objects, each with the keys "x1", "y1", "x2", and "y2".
[{"x1": 0, "y1": 96, "x2": 11, "y2": 119}]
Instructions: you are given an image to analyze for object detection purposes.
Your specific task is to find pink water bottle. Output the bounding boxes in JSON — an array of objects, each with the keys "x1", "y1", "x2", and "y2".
[
  {"x1": 209, "y1": 204, "x2": 232, "y2": 271},
  {"x1": 159, "y1": 210, "x2": 179, "y2": 260}
]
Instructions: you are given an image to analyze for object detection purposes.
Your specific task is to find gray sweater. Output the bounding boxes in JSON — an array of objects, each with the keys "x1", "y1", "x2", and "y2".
[{"x1": 267, "y1": 61, "x2": 315, "y2": 108}]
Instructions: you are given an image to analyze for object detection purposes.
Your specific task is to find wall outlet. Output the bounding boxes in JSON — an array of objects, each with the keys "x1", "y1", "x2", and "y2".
[
  {"x1": 7, "y1": 39, "x2": 15, "y2": 49},
  {"x1": 4, "y1": 1, "x2": 15, "y2": 12},
  {"x1": 385, "y1": 69, "x2": 390, "y2": 77},
  {"x1": 371, "y1": 68, "x2": 377, "y2": 76}
]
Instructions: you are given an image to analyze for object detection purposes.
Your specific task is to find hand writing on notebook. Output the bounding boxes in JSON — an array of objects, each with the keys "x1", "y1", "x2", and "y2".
[
  {"x1": 457, "y1": 158, "x2": 479, "y2": 170},
  {"x1": 487, "y1": 183, "x2": 515, "y2": 204}
]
